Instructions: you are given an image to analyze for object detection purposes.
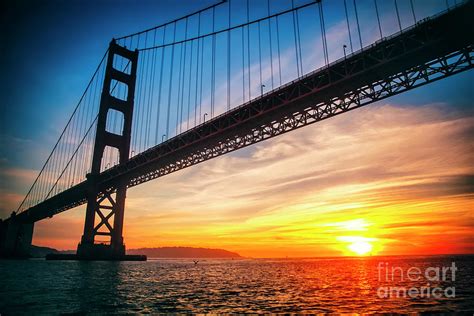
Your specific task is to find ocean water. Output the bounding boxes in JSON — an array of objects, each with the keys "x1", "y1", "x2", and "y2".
[{"x1": 1, "y1": 255, "x2": 473, "y2": 314}]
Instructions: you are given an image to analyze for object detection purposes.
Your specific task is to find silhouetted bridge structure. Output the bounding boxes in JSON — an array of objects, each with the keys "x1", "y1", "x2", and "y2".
[{"x1": 1, "y1": 0, "x2": 473, "y2": 259}]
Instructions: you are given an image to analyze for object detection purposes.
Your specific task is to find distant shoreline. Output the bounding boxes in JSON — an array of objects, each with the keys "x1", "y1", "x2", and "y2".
[{"x1": 30, "y1": 245, "x2": 242, "y2": 259}]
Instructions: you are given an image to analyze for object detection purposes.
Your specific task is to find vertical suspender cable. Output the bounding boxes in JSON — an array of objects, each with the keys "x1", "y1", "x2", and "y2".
[
  {"x1": 179, "y1": 30, "x2": 187, "y2": 133},
  {"x1": 295, "y1": 7, "x2": 304, "y2": 73},
  {"x1": 155, "y1": 27, "x2": 166, "y2": 144},
  {"x1": 319, "y1": 2, "x2": 329, "y2": 66},
  {"x1": 187, "y1": 39, "x2": 194, "y2": 130},
  {"x1": 394, "y1": 0, "x2": 402, "y2": 32},
  {"x1": 77, "y1": 88, "x2": 89, "y2": 175},
  {"x1": 344, "y1": 0, "x2": 354, "y2": 53},
  {"x1": 68, "y1": 104, "x2": 78, "y2": 187},
  {"x1": 141, "y1": 33, "x2": 151, "y2": 151},
  {"x1": 258, "y1": 21, "x2": 263, "y2": 94},
  {"x1": 199, "y1": 35, "x2": 204, "y2": 123},
  {"x1": 241, "y1": 25, "x2": 245, "y2": 103},
  {"x1": 374, "y1": 0, "x2": 383, "y2": 39},
  {"x1": 146, "y1": 29, "x2": 158, "y2": 147},
  {"x1": 410, "y1": 0, "x2": 416, "y2": 23},
  {"x1": 177, "y1": 42, "x2": 183, "y2": 135},
  {"x1": 276, "y1": 15, "x2": 282, "y2": 86},
  {"x1": 166, "y1": 23, "x2": 177, "y2": 140},
  {"x1": 70, "y1": 103, "x2": 81, "y2": 183},
  {"x1": 72, "y1": 91, "x2": 87, "y2": 183},
  {"x1": 75, "y1": 101, "x2": 86, "y2": 178},
  {"x1": 63, "y1": 105, "x2": 75, "y2": 187},
  {"x1": 353, "y1": 0, "x2": 363, "y2": 49},
  {"x1": 292, "y1": 0, "x2": 301, "y2": 77},
  {"x1": 176, "y1": 43, "x2": 184, "y2": 136},
  {"x1": 132, "y1": 35, "x2": 142, "y2": 151},
  {"x1": 63, "y1": 107, "x2": 73, "y2": 187},
  {"x1": 74, "y1": 94, "x2": 85, "y2": 179},
  {"x1": 194, "y1": 13, "x2": 201, "y2": 126},
  {"x1": 81, "y1": 71, "x2": 97, "y2": 174},
  {"x1": 227, "y1": 0, "x2": 231, "y2": 111},
  {"x1": 211, "y1": 6, "x2": 216, "y2": 118},
  {"x1": 267, "y1": 0, "x2": 274, "y2": 90},
  {"x1": 138, "y1": 33, "x2": 149, "y2": 152},
  {"x1": 247, "y1": 0, "x2": 251, "y2": 100},
  {"x1": 130, "y1": 35, "x2": 139, "y2": 153}
]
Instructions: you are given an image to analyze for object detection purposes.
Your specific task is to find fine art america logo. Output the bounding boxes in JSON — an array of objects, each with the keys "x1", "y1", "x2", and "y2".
[{"x1": 376, "y1": 262, "x2": 457, "y2": 298}]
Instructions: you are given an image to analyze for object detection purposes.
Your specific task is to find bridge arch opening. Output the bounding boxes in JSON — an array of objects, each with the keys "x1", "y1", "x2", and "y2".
[
  {"x1": 101, "y1": 146, "x2": 120, "y2": 172},
  {"x1": 113, "y1": 54, "x2": 132, "y2": 75},
  {"x1": 110, "y1": 79, "x2": 128, "y2": 101},
  {"x1": 105, "y1": 109, "x2": 125, "y2": 136}
]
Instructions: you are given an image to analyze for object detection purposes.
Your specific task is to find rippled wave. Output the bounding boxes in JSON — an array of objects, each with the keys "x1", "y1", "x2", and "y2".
[{"x1": 1, "y1": 255, "x2": 473, "y2": 313}]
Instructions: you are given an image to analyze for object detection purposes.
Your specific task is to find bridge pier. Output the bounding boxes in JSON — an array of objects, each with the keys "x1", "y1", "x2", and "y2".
[
  {"x1": 0, "y1": 215, "x2": 34, "y2": 258},
  {"x1": 75, "y1": 177, "x2": 130, "y2": 260}
]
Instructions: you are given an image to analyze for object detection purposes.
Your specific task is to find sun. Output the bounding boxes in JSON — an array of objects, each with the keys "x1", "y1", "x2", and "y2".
[
  {"x1": 348, "y1": 241, "x2": 373, "y2": 256},
  {"x1": 334, "y1": 221, "x2": 380, "y2": 256}
]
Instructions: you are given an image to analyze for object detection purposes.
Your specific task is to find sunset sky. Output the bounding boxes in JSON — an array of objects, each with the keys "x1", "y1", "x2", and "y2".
[{"x1": 0, "y1": 0, "x2": 473, "y2": 257}]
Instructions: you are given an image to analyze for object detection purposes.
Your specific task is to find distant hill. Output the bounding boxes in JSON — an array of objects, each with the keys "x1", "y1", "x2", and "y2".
[
  {"x1": 30, "y1": 245, "x2": 241, "y2": 258},
  {"x1": 128, "y1": 247, "x2": 242, "y2": 258},
  {"x1": 29, "y1": 245, "x2": 60, "y2": 258}
]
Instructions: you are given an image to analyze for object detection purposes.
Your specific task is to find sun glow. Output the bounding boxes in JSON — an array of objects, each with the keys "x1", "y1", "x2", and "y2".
[
  {"x1": 337, "y1": 229, "x2": 379, "y2": 256},
  {"x1": 348, "y1": 241, "x2": 373, "y2": 256}
]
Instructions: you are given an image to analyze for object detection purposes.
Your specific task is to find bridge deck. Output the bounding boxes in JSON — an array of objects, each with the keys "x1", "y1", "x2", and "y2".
[{"x1": 17, "y1": 1, "x2": 474, "y2": 223}]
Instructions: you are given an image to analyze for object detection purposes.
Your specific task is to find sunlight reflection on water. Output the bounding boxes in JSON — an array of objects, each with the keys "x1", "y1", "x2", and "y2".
[{"x1": 0, "y1": 255, "x2": 473, "y2": 313}]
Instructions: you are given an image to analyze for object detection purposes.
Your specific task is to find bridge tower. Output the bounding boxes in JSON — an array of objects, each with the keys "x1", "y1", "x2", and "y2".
[
  {"x1": 76, "y1": 40, "x2": 139, "y2": 260},
  {"x1": 0, "y1": 215, "x2": 34, "y2": 258}
]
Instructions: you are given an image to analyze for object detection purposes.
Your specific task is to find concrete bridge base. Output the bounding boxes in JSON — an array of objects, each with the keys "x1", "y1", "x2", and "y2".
[{"x1": 0, "y1": 216, "x2": 34, "y2": 258}]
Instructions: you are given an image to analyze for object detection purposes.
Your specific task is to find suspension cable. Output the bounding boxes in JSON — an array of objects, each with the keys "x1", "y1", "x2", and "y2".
[
  {"x1": 116, "y1": 0, "x2": 226, "y2": 41},
  {"x1": 138, "y1": 1, "x2": 318, "y2": 52},
  {"x1": 47, "y1": 60, "x2": 131, "y2": 199},
  {"x1": 16, "y1": 49, "x2": 109, "y2": 212}
]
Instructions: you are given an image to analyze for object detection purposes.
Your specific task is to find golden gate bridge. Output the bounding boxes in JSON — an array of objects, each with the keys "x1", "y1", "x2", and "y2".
[{"x1": 1, "y1": 0, "x2": 472, "y2": 259}]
